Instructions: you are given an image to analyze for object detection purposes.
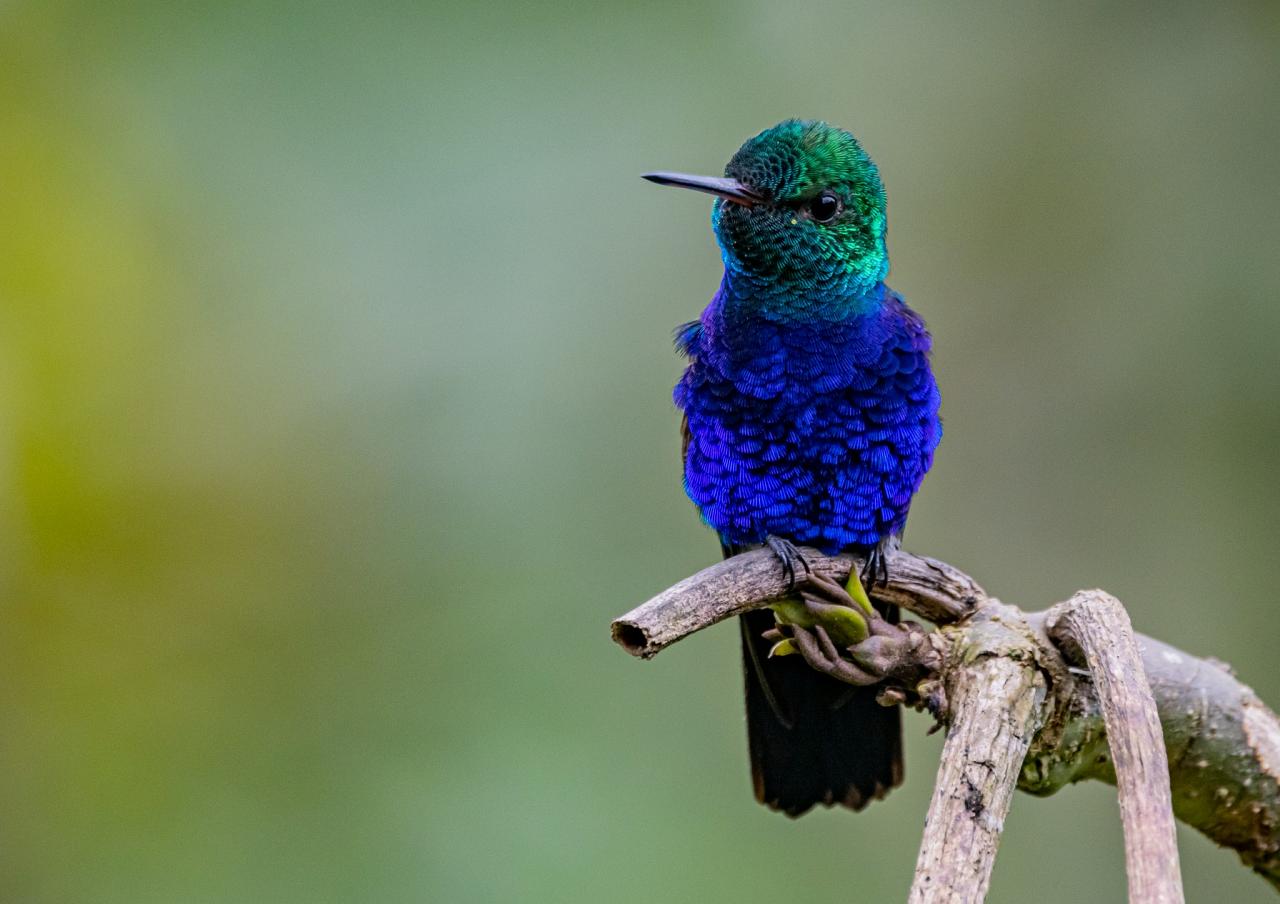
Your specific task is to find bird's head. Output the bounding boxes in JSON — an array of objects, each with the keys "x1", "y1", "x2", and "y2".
[{"x1": 645, "y1": 120, "x2": 888, "y2": 303}]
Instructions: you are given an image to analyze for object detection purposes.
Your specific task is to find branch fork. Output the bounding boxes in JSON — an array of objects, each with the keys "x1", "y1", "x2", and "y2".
[{"x1": 612, "y1": 548, "x2": 1280, "y2": 900}]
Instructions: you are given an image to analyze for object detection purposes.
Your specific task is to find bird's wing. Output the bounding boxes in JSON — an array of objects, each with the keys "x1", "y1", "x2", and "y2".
[
  {"x1": 673, "y1": 319, "x2": 702, "y2": 358},
  {"x1": 674, "y1": 319, "x2": 701, "y2": 468}
]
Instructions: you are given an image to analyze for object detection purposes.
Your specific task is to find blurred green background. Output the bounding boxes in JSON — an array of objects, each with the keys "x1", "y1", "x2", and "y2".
[{"x1": 2, "y1": 1, "x2": 1278, "y2": 901}]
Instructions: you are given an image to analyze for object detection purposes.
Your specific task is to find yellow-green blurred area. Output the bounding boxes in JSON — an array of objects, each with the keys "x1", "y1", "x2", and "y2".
[{"x1": 2, "y1": 1, "x2": 1278, "y2": 901}]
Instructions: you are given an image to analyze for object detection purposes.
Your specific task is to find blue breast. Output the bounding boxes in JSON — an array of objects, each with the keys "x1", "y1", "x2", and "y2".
[{"x1": 674, "y1": 284, "x2": 941, "y2": 554}]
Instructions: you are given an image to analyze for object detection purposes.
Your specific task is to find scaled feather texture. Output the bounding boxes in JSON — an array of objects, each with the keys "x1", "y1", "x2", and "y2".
[{"x1": 673, "y1": 121, "x2": 941, "y2": 554}]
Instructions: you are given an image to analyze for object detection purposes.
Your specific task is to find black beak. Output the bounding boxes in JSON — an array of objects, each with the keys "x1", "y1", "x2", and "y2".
[{"x1": 641, "y1": 171, "x2": 763, "y2": 206}]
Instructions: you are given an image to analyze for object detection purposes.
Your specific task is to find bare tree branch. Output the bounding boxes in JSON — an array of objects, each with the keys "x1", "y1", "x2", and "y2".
[
  {"x1": 1046, "y1": 591, "x2": 1185, "y2": 903},
  {"x1": 1020, "y1": 626, "x2": 1280, "y2": 894},
  {"x1": 611, "y1": 547, "x2": 981, "y2": 658},
  {"x1": 610, "y1": 548, "x2": 1280, "y2": 895},
  {"x1": 908, "y1": 603, "x2": 1047, "y2": 903}
]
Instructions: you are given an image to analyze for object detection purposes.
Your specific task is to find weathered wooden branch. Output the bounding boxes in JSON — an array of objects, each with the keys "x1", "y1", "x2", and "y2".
[
  {"x1": 1019, "y1": 622, "x2": 1280, "y2": 893},
  {"x1": 611, "y1": 548, "x2": 980, "y2": 658},
  {"x1": 1045, "y1": 592, "x2": 1184, "y2": 903},
  {"x1": 908, "y1": 603, "x2": 1047, "y2": 903},
  {"x1": 611, "y1": 548, "x2": 1280, "y2": 897}
]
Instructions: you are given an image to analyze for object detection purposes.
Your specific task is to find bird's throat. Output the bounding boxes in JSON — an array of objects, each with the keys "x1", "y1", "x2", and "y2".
[{"x1": 714, "y1": 269, "x2": 886, "y2": 328}]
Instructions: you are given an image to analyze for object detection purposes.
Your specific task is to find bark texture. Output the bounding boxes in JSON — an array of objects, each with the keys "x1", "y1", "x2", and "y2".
[
  {"x1": 909, "y1": 604, "x2": 1046, "y2": 903},
  {"x1": 1046, "y1": 591, "x2": 1184, "y2": 903}
]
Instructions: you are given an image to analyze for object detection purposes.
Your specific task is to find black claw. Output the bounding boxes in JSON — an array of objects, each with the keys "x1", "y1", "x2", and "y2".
[
  {"x1": 861, "y1": 545, "x2": 892, "y2": 589},
  {"x1": 765, "y1": 535, "x2": 810, "y2": 592}
]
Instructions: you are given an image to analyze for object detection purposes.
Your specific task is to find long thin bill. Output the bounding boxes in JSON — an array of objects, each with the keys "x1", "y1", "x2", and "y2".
[{"x1": 641, "y1": 171, "x2": 762, "y2": 206}]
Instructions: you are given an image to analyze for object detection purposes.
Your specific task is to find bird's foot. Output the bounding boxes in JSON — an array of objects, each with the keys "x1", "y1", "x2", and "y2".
[
  {"x1": 860, "y1": 538, "x2": 894, "y2": 588},
  {"x1": 765, "y1": 535, "x2": 811, "y2": 592}
]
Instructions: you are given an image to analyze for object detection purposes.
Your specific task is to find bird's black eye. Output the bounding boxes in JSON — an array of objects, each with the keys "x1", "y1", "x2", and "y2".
[{"x1": 808, "y1": 192, "x2": 841, "y2": 223}]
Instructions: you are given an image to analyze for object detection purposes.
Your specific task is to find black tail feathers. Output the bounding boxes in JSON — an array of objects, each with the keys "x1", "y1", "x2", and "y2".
[{"x1": 740, "y1": 607, "x2": 903, "y2": 816}]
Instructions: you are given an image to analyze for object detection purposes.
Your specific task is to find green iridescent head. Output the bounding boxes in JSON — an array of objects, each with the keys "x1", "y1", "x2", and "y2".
[{"x1": 645, "y1": 120, "x2": 888, "y2": 300}]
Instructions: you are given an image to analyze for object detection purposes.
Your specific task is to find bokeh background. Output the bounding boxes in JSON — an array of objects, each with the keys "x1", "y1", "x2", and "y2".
[{"x1": 2, "y1": 1, "x2": 1278, "y2": 901}]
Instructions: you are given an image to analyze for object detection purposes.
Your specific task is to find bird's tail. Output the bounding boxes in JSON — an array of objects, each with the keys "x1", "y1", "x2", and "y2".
[{"x1": 740, "y1": 606, "x2": 903, "y2": 816}]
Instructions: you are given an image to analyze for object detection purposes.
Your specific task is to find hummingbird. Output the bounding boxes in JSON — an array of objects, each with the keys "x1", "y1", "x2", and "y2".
[{"x1": 645, "y1": 120, "x2": 941, "y2": 816}]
